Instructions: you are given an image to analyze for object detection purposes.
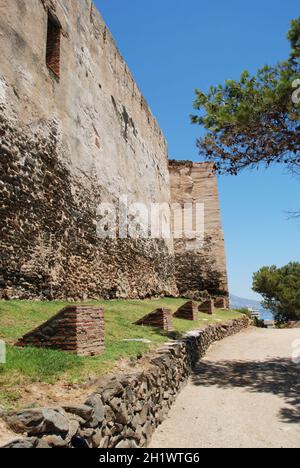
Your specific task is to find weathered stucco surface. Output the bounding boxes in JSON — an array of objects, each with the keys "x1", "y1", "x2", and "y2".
[
  {"x1": 0, "y1": 0, "x2": 228, "y2": 300},
  {"x1": 0, "y1": 0, "x2": 177, "y2": 299},
  {"x1": 169, "y1": 161, "x2": 229, "y2": 298}
]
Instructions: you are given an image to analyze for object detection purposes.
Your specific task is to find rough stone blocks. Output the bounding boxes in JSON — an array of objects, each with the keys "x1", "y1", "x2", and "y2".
[
  {"x1": 15, "y1": 306, "x2": 105, "y2": 357},
  {"x1": 174, "y1": 302, "x2": 198, "y2": 321},
  {"x1": 135, "y1": 308, "x2": 173, "y2": 332},
  {"x1": 198, "y1": 299, "x2": 214, "y2": 315}
]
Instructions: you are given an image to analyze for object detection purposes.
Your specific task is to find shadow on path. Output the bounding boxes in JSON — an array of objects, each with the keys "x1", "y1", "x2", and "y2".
[{"x1": 191, "y1": 358, "x2": 300, "y2": 424}]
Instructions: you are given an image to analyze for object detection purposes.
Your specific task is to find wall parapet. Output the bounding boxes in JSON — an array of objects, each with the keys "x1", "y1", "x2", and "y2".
[{"x1": 1, "y1": 316, "x2": 250, "y2": 449}]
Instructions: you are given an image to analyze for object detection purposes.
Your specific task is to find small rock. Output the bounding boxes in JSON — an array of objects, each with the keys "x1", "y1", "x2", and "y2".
[
  {"x1": 114, "y1": 403, "x2": 129, "y2": 425},
  {"x1": 63, "y1": 405, "x2": 93, "y2": 422},
  {"x1": 41, "y1": 408, "x2": 69, "y2": 436},
  {"x1": 4, "y1": 410, "x2": 44, "y2": 435},
  {"x1": 137, "y1": 380, "x2": 148, "y2": 398},
  {"x1": 3, "y1": 438, "x2": 38, "y2": 449},
  {"x1": 5, "y1": 408, "x2": 69, "y2": 436},
  {"x1": 42, "y1": 435, "x2": 68, "y2": 448},
  {"x1": 36, "y1": 439, "x2": 51, "y2": 449},
  {"x1": 131, "y1": 413, "x2": 142, "y2": 428},
  {"x1": 111, "y1": 423, "x2": 124, "y2": 436},
  {"x1": 91, "y1": 429, "x2": 102, "y2": 448},
  {"x1": 79, "y1": 428, "x2": 94, "y2": 438},
  {"x1": 125, "y1": 425, "x2": 142, "y2": 441},
  {"x1": 103, "y1": 426, "x2": 112, "y2": 437},
  {"x1": 101, "y1": 380, "x2": 124, "y2": 402},
  {"x1": 104, "y1": 405, "x2": 114, "y2": 422},
  {"x1": 85, "y1": 394, "x2": 105, "y2": 428},
  {"x1": 115, "y1": 439, "x2": 138, "y2": 449},
  {"x1": 109, "y1": 435, "x2": 122, "y2": 448},
  {"x1": 109, "y1": 398, "x2": 121, "y2": 412},
  {"x1": 99, "y1": 435, "x2": 110, "y2": 448},
  {"x1": 142, "y1": 421, "x2": 153, "y2": 440},
  {"x1": 138, "y1": 404, "x2": 149, "y2": 425},
  {"x1": 66, "y1": 419, "x2": 80, "y2": 442}
]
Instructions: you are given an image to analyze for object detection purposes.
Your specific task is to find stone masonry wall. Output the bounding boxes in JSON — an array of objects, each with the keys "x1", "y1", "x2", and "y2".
[
  {"x1": 0, "y1": 0, "x2": 177, "y2": 300},
  {"x1": 2, "y1": 316, "x2": 250, "y2": 449},
  {"x1": 169, "y1": 161, "x2": 229, "y2": 298}
]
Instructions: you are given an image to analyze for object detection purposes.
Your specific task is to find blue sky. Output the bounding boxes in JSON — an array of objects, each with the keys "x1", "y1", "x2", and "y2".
[{"x1": 96, "y1": 0, "x2": 300, "y2": 300}]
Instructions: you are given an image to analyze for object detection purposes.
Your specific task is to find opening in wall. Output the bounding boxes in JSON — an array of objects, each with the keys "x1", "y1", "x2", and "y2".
[{"x1": 46, "y1": 11, "x2": 61, "y2": 79}]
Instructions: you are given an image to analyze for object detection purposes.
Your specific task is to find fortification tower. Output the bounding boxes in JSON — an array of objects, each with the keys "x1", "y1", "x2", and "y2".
[{"x1": 169, "y1": 161, "x2": 229, "y2": 299}]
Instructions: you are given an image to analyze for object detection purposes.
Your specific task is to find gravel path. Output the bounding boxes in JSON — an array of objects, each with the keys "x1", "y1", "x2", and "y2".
[{"x1": 150, "y1": 327, "x2": 300, "y2": 448}]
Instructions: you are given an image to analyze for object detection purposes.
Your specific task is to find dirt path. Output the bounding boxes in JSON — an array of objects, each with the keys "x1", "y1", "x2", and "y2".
[{"x1": 150, "y1": 327, "x2": 300, "y2": 448}]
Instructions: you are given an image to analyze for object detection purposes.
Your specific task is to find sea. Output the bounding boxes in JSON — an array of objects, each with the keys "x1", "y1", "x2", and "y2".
[{"x1": 258, "y1": 308, "x2": 273, "y2": 321}]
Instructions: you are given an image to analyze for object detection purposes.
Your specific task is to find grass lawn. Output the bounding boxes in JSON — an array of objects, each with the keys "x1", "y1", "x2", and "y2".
[{"x1": 0, "y1": 299, "x2": 241, "y2": 410}]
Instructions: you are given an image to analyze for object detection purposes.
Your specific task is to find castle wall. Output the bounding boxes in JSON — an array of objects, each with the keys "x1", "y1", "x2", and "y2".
[
  {"x1": 0, "y1": 0, "x2": 177, "y2": 299},
  {"x1": 169, "y1": 161, "x2": 229, "y2": 298}
]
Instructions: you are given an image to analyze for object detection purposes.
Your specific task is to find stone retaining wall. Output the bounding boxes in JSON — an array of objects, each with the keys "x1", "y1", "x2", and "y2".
[{"x1": 2, "y1": 316, "x2": 250, "y2": 449}]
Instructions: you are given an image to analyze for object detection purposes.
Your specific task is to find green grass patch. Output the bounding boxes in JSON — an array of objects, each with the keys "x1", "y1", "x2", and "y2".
[{"x1": 0, "y1": 299, "x2": 241, "y2": 410}]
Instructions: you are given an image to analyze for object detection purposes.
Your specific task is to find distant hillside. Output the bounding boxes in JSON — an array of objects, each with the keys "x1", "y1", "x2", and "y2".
[
  {"x1": 230, "y1": 294, "x2": 262, "y2": 310},
  {"x1": 230, "y1": 294, "x2": 273, "y2": 320}
]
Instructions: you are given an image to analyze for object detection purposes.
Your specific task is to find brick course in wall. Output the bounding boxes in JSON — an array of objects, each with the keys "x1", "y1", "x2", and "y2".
[{"x1": 16, "y1": 306, "x2": 105, "y2": 357}]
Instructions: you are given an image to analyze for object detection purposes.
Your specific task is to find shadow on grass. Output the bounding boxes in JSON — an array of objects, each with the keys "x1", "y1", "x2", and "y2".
[{"x1": 191, "y1": 358, "x2": 300, "y2": 424}]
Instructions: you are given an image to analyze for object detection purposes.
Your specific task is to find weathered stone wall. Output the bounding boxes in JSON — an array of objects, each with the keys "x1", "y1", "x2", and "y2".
[
  {"x1": 16, "y1": 306, "x2": 105, "y2": 357},
  {"x1": 0, "y1": 0, "x2": 177, "y2": 300},
  {"x1": 169, "y1": 161, "x2": 229, "y2": 298},
  {"x1": 2, "y1": 316, "x2": 250, "y2": 449}
]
